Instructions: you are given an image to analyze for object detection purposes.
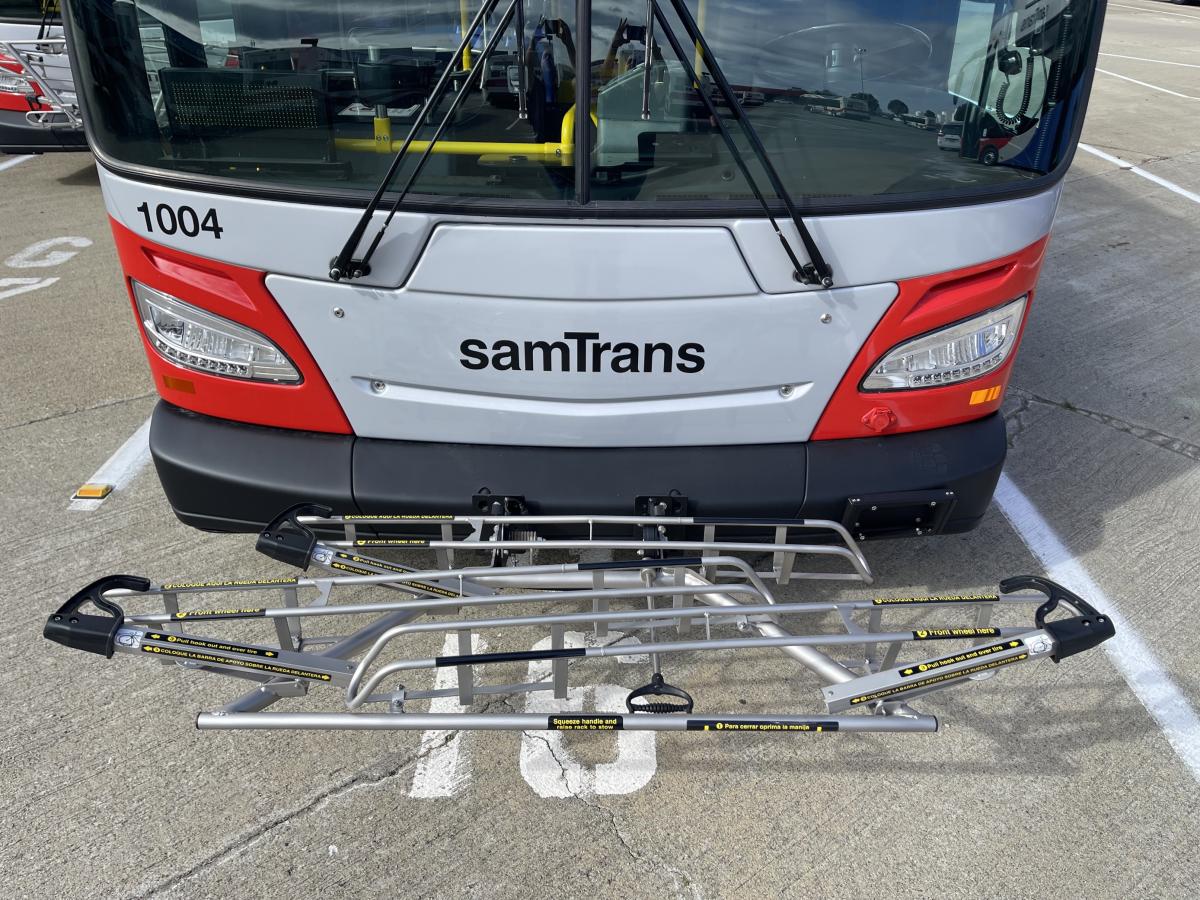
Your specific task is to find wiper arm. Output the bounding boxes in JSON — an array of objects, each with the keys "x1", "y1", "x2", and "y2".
[
  {"x1": 330, "y1": 0, "x2": 518, "y2": 282},
  {"x1": 652, "y1": 0, "x2": 834, "y2": 288}
]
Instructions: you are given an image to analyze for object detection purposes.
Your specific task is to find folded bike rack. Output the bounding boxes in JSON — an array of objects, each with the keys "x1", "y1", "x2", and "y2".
[
  {"x1": 0, "y1": 39, "x2": 81, "y2": 132},
  {"x1": 45, "y1": 503, "x2": 1115, "y2": 736}
]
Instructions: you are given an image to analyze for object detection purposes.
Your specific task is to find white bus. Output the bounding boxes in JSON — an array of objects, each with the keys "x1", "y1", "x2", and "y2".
[{"x1": 59, "y1": 0, "x2": 1106, "y2": 538}]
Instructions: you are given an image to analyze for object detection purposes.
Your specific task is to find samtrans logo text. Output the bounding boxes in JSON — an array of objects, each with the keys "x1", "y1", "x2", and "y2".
[{"x1": 460, "y1": 331, "x2": 706, "y2": 374}]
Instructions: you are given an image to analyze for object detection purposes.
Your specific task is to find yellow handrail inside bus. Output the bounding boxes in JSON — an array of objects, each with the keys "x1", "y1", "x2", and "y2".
[
  {"x1": 334, "y1": 105, "x2": 597, "y2": 167},
  {"x1": 459, "y1": 0, "x2": 473, "y2": 71}
]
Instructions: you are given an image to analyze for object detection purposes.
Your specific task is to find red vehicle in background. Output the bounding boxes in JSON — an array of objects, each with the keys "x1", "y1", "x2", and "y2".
[{"x1": 0, "y1": 1, "x2": 86, "y2": 154}]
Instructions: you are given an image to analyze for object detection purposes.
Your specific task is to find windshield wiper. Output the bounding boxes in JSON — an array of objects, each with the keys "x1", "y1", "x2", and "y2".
[
  {"x1": 330, "y1": 0, "x2": 520, "y2": 281},
  {"x1": 651, "y1": 0, "x2": 834, "y2": 288}
]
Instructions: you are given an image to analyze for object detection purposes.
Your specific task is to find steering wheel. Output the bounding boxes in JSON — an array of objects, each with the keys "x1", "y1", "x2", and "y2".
[{"x1": 759, "y1": 22, "x2": 933, "y2": 84}]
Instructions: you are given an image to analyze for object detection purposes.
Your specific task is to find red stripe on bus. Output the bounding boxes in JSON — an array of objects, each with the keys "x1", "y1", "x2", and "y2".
[
  {"x1": 110, "y1": 218, "x2": 353, "y2": 435},
  {"x1": 811, "y1": 237, "x2": 1048, "y2": 440}
]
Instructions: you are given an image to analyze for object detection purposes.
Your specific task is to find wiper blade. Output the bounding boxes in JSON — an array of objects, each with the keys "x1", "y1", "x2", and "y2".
[
  {"x1": 330, "y1": 0, "x2": 517, "y2": 282},
  {"x1": 652, "y1": 0, "x2": 834, "y2": 288}
]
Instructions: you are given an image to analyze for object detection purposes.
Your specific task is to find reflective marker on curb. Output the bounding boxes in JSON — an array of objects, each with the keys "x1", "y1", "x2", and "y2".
[
  {"x1": 72, "y1": 483, "x2": 114, "y2": 501},
  {"x1": 67, "y1": 416, "x2": 153, "y2": 511}
]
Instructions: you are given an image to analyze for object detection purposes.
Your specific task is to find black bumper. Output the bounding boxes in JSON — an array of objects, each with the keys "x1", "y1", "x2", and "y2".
[
  {"x1": 149, "y1": 401, "x2": 1006, "y2": 536},
  {"x1": 0, "y1": 108, "x2": 87, "y2": 154}
]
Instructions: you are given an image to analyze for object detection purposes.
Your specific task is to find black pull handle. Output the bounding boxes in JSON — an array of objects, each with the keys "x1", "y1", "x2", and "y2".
[
  {"x1": 45, "y1": 575, "x2": 150, "y2": 658},
  {"x1": 256, "y1": 502, "x2": 333, "y2": 570},
  {"x1": 1000, "y1": 575, "x2": 1115, "y2": 662},
  {"x1": 626, "y1": 672, "x2": 694, "y2": 714}
]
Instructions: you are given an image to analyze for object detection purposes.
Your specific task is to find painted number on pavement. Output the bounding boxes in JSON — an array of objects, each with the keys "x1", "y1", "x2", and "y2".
[{"x1": 1, "y1": 236, "x2": 92, "y2": 301}]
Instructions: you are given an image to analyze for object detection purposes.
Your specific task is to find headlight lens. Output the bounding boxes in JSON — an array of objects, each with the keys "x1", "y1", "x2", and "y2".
[
  {"x1": 862, "y1": 296, "x2": 1027, "y2": 391},
  {"x1": 132, "y1": 281, "x2": 300, "y2": 383}
]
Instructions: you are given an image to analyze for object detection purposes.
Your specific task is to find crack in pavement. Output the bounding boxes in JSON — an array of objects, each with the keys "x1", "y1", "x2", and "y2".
[
  {"x1": 1, "y1": 391, "x2": 156, "y2": 434},
  {"x1": 133, "y1": 693, "x2": 519, "y2": 899},
  {"x1": 1008, "y1": 387, "x2": 1200, "y2": 462},
  {"x1": 1002, "y1": 394, "x2": 1039, "y2": 450},
  {"x1": 528, "y1": 733, "x2": 703, "y2": 900},
  {"x1": 132, "y1": 732, "x2": 457, "y2": 899}
]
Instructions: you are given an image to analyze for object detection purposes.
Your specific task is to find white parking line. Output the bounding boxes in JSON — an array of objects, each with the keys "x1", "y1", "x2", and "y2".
[
  {"x1": 1109, "y1": 2, "x2": 1200, "y2": 22},
  {"x1": 1079, "y1": 143, "x2": 1200, "y2": 204},
  {"x1": 0, "y1": 154, "x2": 33, "y2": 173},
  {"x1": 67, "y1": 416, "x2": 153, "y2": 511},
  {"x1": 994, "y1": 475, "x2": 1200, "y2": 783},
  {"x1": 1100, "y1": 53, "x2": 1200, "y2": 70},
  {"x1": 1096, "y1": 68, "x2": 1200, "y2": 100}
]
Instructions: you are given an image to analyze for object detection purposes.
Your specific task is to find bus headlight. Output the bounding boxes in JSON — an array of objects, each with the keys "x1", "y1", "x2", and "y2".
[
  {"x1": 0, "y1": 71, "x2": 29, "y2": 94},
  {"x1": 132, "y1": 281, "x2": 300, "y2": 383},
  {"x1": 862, "y1": 296, "x2": 1027, "y2": 390}
]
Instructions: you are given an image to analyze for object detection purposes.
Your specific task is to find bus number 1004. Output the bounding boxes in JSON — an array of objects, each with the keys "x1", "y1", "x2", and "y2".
[{"x1": 135, "y1": 202, "x2": 224, "y2": 240}]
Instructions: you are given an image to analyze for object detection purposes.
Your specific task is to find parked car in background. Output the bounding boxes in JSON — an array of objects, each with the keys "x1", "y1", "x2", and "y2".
[
  {"x1": 937, "y1": 122, "x2": 963, "y2": 151},
  {"x1": 0, "y1": 0, "x2": 85, "y2": 153}
]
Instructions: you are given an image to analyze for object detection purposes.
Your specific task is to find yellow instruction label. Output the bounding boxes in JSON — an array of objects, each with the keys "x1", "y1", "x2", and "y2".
[
  {"x1": 141, "y1": 644, "x2": 332, "y2": 681},
  {"x1": 144, "y1": 633, "x2": 278, "y2": 658},
  {"x1": 161, "y1": 577, "x2": 297, "y2": 591},
  {"x1": 172, "y1": 607, "x2": 266, "y2": 620},
  {"x1": 848, "y1": 651, "x2": 1028, "y2": 706},
  {"x1": 899, "y1": 640, "x2": 1022, "y2": 677},
  {"x1": 873, "y1": 593, "x2": 999, "y2": 606},
  {"x1": 548, "y1": 715, "x2": 623, "y2": 731}
]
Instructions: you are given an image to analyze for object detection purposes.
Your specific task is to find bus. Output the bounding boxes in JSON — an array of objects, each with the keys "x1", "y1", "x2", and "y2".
[
  {"x1": 58, "y1": 0, "x2": 1105, "y2": 539},
  {"x1": 0, "y1": 1, "x2": 85, "y2": 152}
]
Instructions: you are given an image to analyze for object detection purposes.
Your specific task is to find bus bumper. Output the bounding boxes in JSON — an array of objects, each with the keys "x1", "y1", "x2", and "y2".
[
  {"x1": 148, "y1": 401, "x2": 1006, "y2": 537},
  {"x1": 0, "y1": 108, "x2": 87, "y2": 154}
]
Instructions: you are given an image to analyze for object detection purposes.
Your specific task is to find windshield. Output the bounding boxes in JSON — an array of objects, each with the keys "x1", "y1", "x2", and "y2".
[
  {"x1": 0, "y1": 1, "x2": 60, "y2": 23},
  {"x1": 65, "y1": 0, "x2": 1101, "y2": 209}
]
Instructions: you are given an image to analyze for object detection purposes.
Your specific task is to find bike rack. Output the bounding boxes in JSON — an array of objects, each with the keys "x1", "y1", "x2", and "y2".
[
  {"x1": 45, "y1": 504, "x2": 1115, "y2": 737},
  {"x1": 0, "y1": 39, "x2": 82, "y2": 131}
]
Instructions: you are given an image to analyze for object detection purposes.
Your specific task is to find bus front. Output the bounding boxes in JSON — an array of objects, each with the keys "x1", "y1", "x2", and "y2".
[{"x1": 61, "y1": 0, "x2": 1105, "y2": 535}]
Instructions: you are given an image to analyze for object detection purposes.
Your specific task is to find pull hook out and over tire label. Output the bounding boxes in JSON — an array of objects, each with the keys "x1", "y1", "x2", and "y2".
[
  {"x1": 824, "y1": 639, "x2": 1033, "y2": 712},
  {"x1": 899, "y1": 640, "x2": 1023, "y2": 676},
  {"x1": 137, "y1": 631, "x2": 350, "y2": 683}
]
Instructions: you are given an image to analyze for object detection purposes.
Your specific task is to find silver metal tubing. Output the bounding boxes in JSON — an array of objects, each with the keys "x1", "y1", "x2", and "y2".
[
  {"x1": 325, "y1": 539, "x2": 872, "y2": 583},
  {"x1": 198, "y1": 712, "x2": 939, "y2": 733},
  {"x1": 310, "y1": 512, "x2": 872, "y2": 580},
  {"x1": 114, "y1": 556, "x2": 777, "y2": 603},
  {"x1": 400, "y1": 568, "x2": 869, "y2": 686},
  {"x1": 218, "y1": 607, "x2": 430, "y2": 714},
  {"x1": 679, "y1": 570, "x2": 858, "y2": 686},
  {"x1": 0, "y1": 40, "x2": 81, "y2": 128},
  {"x1": 127, "y1": 582, "x2": 770, "y2": 625},
  {"x1": 109, "y1": 556, "x2": 708, "y2": 599},
  {"x1": 320, "y1": 608, "x2": 428, "y2": 659},
  {"x1": 349, "y1": 626, "x2": 1037, "y2": 708}
]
